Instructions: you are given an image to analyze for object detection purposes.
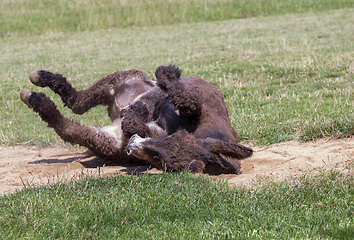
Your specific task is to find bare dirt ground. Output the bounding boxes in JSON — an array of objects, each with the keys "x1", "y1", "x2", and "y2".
[{"x1": 1, "y1": 136, "x2": 354, "y2": 195}]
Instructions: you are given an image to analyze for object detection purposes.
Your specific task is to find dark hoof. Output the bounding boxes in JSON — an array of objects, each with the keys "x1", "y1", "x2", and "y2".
[
  {"x1": 29, "y1": 72, "x2": 43, "y2": 87},
  {"x1": 155, "y1": 65, "x2": 168, "y2": 79},
  {"x1": 20, "y1": 89, "x2": 33, "y2": 107},
  {"x1": 155, "y1": 65, "x2": 182, "y2": 80},
  {"x1": 20, "y1": 89, "x2": 44, "y2": 108}
]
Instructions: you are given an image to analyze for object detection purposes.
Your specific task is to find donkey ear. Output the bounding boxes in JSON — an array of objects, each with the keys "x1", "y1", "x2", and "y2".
[{"x1": 209, "y1": 140, "x2": 253, "y2": 159}]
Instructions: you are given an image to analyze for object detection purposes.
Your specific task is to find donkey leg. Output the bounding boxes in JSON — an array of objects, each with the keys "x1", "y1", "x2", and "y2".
[
  {"x1": 29, "y1": 70, "x2": 155, "y2": 121},
  {"x1": 29, "y1": 70, "x2": 114, "y2": 115},
  {"x1": 156, "y1": 65, "x2": 202, "y2": 116},
  {"x1": 20, "y1": 89, "x2": 127, "y2": 161}
]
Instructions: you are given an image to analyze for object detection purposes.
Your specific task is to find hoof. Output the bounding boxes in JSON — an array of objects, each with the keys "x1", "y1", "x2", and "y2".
[
  {"x1": 155, "y1": 65, "x2": 168, "y2": 79},
  {"x1": 29, "y1": 72, "x2": 43, "y2": 87},
  {"x1": 20, "y1": 89, "x2": 33, "y2": 107}
]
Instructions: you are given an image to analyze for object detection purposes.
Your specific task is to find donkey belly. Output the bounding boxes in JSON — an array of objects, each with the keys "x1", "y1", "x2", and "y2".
[{"x1": 101, "y1": 118, "x2": 124, "y2": 149}]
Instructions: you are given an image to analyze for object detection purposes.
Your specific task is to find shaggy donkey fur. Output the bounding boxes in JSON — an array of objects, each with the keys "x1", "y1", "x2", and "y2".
[{"x1": 20, "y1": 65, "x2": 252, "y2": 174}]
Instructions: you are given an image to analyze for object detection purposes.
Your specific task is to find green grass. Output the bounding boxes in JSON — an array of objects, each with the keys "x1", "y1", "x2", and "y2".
[
  {"x1": 1, "y1": 0, "x2": 354, "y2": 38},
  {"x1": 0, "y1": 171, "x2": 353, "y2": 239},
  {"x1": 1, "y1": 7, "x2": 354, "y2": 145},
  {"x1": 1, "y1": 1, "x2": 354, "y2": 239}
]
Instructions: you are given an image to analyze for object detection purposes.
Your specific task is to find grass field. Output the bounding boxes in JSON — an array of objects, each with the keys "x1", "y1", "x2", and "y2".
[
  {"x1": 1, "y1": 171, "x2": 354, "y2": 239},
  {"x1": 1, "y1": 6, "x2": 354, "y2": 146},
  {"x1": 1, "y1": 0, "x2": 354, "y2": 238},
  {"x1": 1, "y1": 0, "x2": 353, "y2": 38}
]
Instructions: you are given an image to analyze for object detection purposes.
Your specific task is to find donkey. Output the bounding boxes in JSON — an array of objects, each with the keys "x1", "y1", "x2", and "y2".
[{"x1": 20, "y1": 65, "x2": 252, "y2": 174}]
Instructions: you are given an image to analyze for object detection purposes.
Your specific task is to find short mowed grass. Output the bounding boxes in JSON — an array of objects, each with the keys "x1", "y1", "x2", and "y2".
[
  {"x1": 1, "y1": 0, "x2": 354, "y2": 239},
  {"x1": 1, "y1": 1, "x2": 354, "y2": 146},
  {"x1": 1, "y1": 171, "x2": 354, "y2": 239}
]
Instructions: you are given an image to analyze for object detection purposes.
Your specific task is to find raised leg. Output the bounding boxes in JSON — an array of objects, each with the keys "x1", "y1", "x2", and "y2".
[
  {"x1": 20, "y1": 89, "x2": 129, "y2": 162},
  {"x1": 29, "y1": 69, "x2": 155, "y2": 121},
  {"x1": 155, "y1": 65, "x2": 202, "y2": 116}
]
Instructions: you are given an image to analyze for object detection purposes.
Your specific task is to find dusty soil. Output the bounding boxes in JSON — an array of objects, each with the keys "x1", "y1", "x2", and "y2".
[{"x1": 1, "y1": 137, "x2": 354, "y2": 195}]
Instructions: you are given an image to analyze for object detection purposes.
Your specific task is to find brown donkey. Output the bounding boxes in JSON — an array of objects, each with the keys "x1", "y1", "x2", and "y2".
[{"x1": 20, "y1": 65, "x2": 252, "y2": 174}]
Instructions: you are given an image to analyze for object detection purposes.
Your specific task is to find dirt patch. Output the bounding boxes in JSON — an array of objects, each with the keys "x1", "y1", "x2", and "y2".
[{"x1": 1, "y1": 137, "x2": 354, "y2": 195}]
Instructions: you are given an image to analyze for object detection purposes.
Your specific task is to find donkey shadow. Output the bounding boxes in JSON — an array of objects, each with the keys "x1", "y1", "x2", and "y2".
[{"x1": 28, "y1": 153, "x2": 161, "y2": 175}]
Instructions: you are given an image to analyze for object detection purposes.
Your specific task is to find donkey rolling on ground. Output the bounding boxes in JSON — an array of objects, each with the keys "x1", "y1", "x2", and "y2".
[{"x1": 20, "y1": 65, "x2": 252, "y2": 174}]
